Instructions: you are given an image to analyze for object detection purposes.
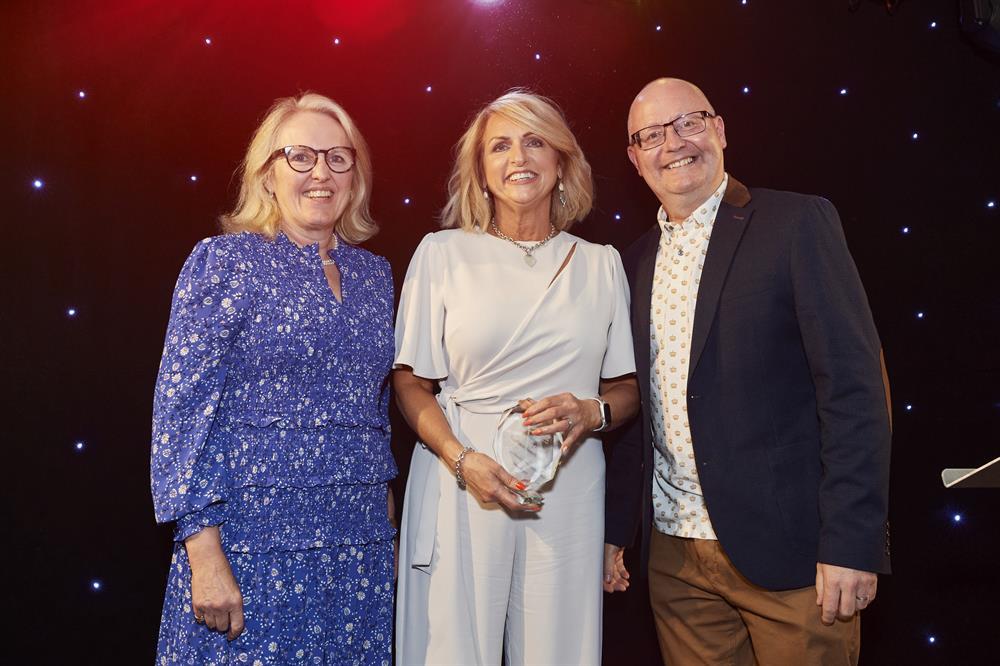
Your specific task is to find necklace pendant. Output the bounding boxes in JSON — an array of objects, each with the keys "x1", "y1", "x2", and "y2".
[{"x1": 524, "y1": 254, "x2": 537, "y2": 267}]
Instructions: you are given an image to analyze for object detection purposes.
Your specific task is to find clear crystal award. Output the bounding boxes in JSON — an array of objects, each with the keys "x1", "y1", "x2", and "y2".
[{"x1": 493, "y1": 403, "x2": 563, "y2": 506}]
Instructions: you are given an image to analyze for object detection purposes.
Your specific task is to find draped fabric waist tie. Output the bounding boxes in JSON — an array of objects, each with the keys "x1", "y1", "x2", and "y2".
[{"x1": 408, "y1": 385, "x2": 516, "y2": 571}]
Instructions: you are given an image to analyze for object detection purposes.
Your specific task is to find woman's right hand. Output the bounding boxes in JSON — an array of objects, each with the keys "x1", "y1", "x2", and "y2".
[
  {"x1": 185, "y1": 526, "x2": 245, "y2": 640},
  {"x1": 459, "y1": 450, "x2": 539, "y2": 513}
]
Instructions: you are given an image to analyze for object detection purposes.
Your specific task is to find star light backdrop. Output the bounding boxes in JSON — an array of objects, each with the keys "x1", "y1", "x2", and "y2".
[{"x1": 7, "y1": 0, "x2": 999, "y2": 663}]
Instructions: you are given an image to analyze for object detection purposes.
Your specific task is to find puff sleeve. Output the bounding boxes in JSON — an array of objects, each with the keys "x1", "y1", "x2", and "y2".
[
  {"x1": 393, "y1": 234, "x2": 449, "y2": 380},
  {"x1": 150, "y1": 237, "x2": 254, "y2": 540},
  {"x1": 600, "y1": 244, "x2": 636, "y2": 379}
]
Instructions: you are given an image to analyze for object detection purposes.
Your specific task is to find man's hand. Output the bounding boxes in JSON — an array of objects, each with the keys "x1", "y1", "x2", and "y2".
[
  {"x1": 603, "y1": 543, "x2": 630, "y2": 593},
  {"x1": 815, "y1": 562, "x2": 877, "y2": 625}
]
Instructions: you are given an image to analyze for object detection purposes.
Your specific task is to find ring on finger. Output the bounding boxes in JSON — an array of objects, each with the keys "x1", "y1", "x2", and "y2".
[{"x1": 564, "y1": 417, "x2": 574, "y2": 431}]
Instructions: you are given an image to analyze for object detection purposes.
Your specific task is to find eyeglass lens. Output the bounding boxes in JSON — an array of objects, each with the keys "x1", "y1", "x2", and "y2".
[
  {"x1": 637, "y1": 113, "x2": 708, "y2": 149},
  {"x1": 284, "y1": 146, "x2": 354, "y2": 173}
]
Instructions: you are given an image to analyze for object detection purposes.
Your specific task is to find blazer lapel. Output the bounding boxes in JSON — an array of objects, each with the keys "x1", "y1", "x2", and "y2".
[
  {"x1": 689, "y1": 177, "x2": 753, "y2": 374},
  {"x1": 631, "y1": 227, "x2": 659, "y2": 407}
]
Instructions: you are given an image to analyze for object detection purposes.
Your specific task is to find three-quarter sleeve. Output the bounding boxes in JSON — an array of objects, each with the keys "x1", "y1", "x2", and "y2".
[
  {"x1": 600, "y1": 244, "x2": 637, "y2": 379},
  {"x1": 394, "y1": 234, "x2": 449, "y2": 379},
  {"x1": 150, "y1": 237, "x2": 253, "y2": 540}
]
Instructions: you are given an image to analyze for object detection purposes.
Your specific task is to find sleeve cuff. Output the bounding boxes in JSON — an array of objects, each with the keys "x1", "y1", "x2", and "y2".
[{"x1": 173, "y1": 501, "x2": 227, "y2": 542}]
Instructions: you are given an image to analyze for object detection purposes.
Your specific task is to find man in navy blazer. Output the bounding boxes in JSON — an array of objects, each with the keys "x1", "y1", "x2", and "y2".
[{"x1": 603, "y1": 78, "x2": 891, "y2": 664}]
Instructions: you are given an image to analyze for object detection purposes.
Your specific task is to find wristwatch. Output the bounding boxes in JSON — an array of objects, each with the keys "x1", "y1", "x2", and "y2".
[{"x1": 591, "y1": 397, "x2": 611, "y2": 432}]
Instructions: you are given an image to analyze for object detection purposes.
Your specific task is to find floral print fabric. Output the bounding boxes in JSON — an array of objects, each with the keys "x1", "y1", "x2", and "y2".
[{"x1": 151, "y1": 231, "x2": 396, "y2": 664}]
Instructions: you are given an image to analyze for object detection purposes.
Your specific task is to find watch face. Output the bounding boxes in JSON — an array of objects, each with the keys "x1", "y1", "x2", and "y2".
[{"x1": 597, "y1": 400, "x2": 611, "y2": 430}]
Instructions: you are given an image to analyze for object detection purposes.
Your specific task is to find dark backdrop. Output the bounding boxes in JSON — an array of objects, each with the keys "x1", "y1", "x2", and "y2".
[{"x1": 5, "y1": 0, "x2": 999, "y2": 663}]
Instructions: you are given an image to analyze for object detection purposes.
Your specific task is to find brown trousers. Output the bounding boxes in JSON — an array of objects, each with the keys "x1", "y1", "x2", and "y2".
[{"x1": 648, "y1": 529, "x2": 860, "y2": 665}]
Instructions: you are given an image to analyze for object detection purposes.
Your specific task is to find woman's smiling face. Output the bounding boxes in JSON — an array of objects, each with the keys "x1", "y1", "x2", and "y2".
[
  {"x1": 481, "y1": 114, "x2": 561, "y2": 219},
  {"x1": 267, "y1": 111, "x2": 354, "y2": 236}
]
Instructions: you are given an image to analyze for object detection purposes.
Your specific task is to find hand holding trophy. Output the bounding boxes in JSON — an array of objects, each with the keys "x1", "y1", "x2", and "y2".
[{"x1": 493, "y1": 401, "x2": 563, "y2": 507}]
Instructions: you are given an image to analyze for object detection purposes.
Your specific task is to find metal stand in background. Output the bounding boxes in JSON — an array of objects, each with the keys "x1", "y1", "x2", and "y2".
[{"x1": 942, "y1": 456, "x2": 1000, "y2": 488}]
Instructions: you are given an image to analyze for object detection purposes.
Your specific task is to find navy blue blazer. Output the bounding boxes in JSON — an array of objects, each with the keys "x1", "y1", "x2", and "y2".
[{"x1": 605, "y1": 177, "x2": 892, "y2": 591}]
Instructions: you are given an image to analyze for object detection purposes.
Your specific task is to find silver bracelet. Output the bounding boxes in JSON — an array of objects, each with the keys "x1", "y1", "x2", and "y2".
[{"x1": 455, "y1": 447, "x2": 476, "y2": 489}]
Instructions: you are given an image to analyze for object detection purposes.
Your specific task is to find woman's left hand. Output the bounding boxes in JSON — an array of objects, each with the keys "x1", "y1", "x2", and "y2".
[{"x1": 521, "y1": 393, "x2": 601, "y2": 456}]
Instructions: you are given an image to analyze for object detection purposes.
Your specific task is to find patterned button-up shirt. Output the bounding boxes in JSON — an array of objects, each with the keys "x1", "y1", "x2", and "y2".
[{"x1": 649, "y1": 174, "x2": 728, "y2": 539}]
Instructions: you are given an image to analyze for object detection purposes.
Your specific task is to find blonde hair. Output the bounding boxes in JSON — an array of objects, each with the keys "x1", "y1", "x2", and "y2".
[
  {"x1": 221, "y1": 92, "x2": 377, "y2": 244},
  {"x1": 440, "y1": 89, "x2": 594, "y2": 232}
]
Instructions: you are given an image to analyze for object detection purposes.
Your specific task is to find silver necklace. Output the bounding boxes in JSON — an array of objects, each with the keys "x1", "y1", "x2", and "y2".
[
  {"x1": 489, "y1": 219, "x2": 558, "y2": 267},
  {"x1": 321, "y1": 234, "x2": 340, "y2": 266}
]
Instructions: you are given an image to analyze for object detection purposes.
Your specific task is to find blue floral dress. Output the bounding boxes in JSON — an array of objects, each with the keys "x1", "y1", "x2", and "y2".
[{"x1": 151, "y1": 231, "x2": 397, "y2": 665}]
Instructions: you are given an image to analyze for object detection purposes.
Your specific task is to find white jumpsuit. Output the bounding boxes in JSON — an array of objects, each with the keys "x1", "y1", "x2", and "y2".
[{"x1": 394, "y1": 229, "x2": 635, "y2": 666}]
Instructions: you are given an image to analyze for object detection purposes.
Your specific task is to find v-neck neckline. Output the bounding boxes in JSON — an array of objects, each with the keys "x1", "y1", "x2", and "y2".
[
  {"x1": 323, "y1": 241, "x2": 346, "y2": 306},
  {"x1": 276, "y1": 229, "x2": 347, "y2": 306}
]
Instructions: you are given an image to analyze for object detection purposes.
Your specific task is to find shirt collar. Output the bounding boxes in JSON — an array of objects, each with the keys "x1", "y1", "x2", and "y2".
[
  {"x1": 657, "y1": 173, "x2": 730, "y2": 232},
  {"x1": 276, "y1": 228, "x2": 342, "y2": 261}
]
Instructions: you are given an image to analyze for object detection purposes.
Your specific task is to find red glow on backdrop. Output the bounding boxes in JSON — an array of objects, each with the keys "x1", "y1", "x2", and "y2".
[{"x1": 310, "y1": 0, "x2": 415, "y2": 41}]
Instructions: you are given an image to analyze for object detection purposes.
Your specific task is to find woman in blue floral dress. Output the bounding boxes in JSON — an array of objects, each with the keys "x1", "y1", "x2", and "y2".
[{"x1": 151, "y1": 93, "x2": 396, "y2": 665}]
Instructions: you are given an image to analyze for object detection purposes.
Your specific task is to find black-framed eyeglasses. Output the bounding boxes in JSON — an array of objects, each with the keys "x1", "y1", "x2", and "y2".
[
  {"x1": 629, "y1": 111, "x2": 716, "y2": 150},
  {"x1": 269, "y1": 145, "x2": 356, "y2": 173}
]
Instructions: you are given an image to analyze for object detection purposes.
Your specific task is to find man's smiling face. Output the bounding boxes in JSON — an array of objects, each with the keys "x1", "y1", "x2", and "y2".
[{"x1": 627, "y1": 79, "x2": 727, "y2": 218}]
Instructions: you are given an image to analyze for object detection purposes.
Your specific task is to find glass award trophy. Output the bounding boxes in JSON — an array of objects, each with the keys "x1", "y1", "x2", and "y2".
[{"x1": 493, "y1": 404, "x2": 563, "y2": 506}]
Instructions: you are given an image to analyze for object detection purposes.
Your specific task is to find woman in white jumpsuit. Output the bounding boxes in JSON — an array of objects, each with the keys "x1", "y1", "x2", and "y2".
[{"x1": 393, "y1": 90, "x2": 639, "y2": 666}]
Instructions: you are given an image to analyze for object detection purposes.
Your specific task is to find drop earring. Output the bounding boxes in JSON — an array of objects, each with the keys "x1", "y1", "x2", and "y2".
[
  {"x1": 558, "y1": 179, "x2": 566, "y2": 208},
  {"x1": 483, "y1": 187, "x2": 490, "y2": 201}
]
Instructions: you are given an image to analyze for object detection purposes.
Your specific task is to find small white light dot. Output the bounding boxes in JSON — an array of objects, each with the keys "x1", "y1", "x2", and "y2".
[
  {"x1": 67, "y1": 308, "x2": 77, "y2": 317},
  {"x1": 742, "y1": 86, "x2": 750, "y2": 94},
  {"x1": 91, "y1": 580, "x2": 102, "y2": 591},
  {"x1": 928, "y1": 636, "x2": 936, "y2": 644},
  {"x1": 839, "y1": 88, "x2": 848, "y2": 96},
  {"x1": 534, "y1": 53, "x2": 541, "y2": 61},
  {"x1": 905, "y1": 404, "x2": 913, "y2": 411},
  {"x1": 911, "y1": 132, "x2": 919, "y2": 140},
  {"x1": 988, "y1": 200, "x2": 996, "y2": 209},
  {"x1": 403, "y1": 197, "x2": 411, "y2": 205},
  {"x1": 77, "y1": 90, "x2": 86, "y2": 99},
  {"x1": 916, "y1": 311, "x2": 925, "y2": 319},
  {"x1": 741, "y1": 0, "x2": 748, "y2": 5},
  {"x1": 75, "y1": 441, "x2": 85, "y2": 451},
  {"x1": 901, "y1": 226, "x2": 910, "y2": 234},
  {"x1": 953, "y1": 513, "x2": 962, "y2": 523},
  {"x1": 614, "y1": 213, "x2": 622, "y2": 221},
  {"x1": 333, "y1": 37, "x2": 341, "y2": 45},
  {"x1": 189, "y1": 175, "x2": 198, "y2": 182},
  {"x1": 655, "y1": 25, "x2": 662, "y2": 32},
  {"x1": 425, "y1": 85, "x2": 432, "y2": 93},
  {"x1": 930, "y1": 21, "x2": 938, "y2": 29},
  {"x1": 204, "y1": 37, "x2": 212, "y2": 45},
  {"x1": 32, "y1": 179, "x2": 44, "y2": 189}
]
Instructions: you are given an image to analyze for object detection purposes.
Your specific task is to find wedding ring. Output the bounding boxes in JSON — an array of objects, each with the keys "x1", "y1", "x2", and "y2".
[
  {"x1": 565, "y1": 418, "x2": 574, "y2": 431},
  {"x1": 855, "y1": 595, "x2": 868, "y2": 602},
  {"x1": 194, "y1": 614, "x2": 205, "y2": 623}
]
